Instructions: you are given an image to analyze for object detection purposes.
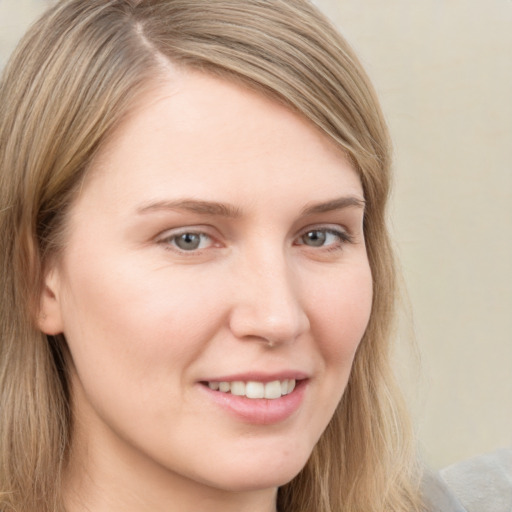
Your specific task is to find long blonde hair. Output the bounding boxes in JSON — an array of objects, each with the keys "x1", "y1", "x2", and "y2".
[{"x1": 0, "y1": 1, "x2": 423, "y2": 511}]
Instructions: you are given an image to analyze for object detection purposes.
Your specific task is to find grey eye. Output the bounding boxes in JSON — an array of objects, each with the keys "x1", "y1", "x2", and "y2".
[
  {"x1": 160, "y1": 230, "x2": 215, "y2": 253},
  {"x1": 173, "y1": 233, "x2": 203, "y2": 251},
  {"x1": 301, "y1": 230, "x2": 327, "y2": 247}
]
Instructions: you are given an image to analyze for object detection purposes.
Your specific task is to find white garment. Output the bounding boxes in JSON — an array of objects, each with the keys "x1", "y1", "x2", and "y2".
[{"x1": 424, "y1": 449, "x2": 512, "y2": 512}]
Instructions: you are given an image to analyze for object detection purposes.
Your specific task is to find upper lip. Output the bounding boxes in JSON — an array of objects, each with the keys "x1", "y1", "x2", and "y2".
[{"x1": 200, "y1": 371, "x2": 310, "y2": 383}]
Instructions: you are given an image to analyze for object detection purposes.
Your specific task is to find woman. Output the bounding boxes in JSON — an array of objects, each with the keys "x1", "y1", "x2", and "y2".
[{"x1": 0, "y1": 1, "x2": 422, "y2": 511}]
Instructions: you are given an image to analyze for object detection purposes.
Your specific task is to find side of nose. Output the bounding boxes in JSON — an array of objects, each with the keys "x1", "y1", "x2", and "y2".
[{"x1": 227, "y1": 250, "x2": 310, "y2": 347}]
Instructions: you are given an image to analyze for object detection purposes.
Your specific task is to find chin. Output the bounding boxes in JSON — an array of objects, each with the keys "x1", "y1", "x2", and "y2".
[
  {"x1": 198, "y1": 449, "x2": 311, "y2": 493},
  {"x1": 211, "y1": 470, "x2": 300, "y2": 493}
]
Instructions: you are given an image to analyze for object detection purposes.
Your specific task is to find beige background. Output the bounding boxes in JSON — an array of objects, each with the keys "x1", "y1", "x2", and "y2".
[{"x1": 1, "y1": 0, "x2": 511, "y2": 469}]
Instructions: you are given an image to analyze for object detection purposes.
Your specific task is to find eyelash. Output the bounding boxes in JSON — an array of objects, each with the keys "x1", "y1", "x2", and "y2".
[
  {"x1": 294, "y1": 227, "x2": 354, "y2": 252},
  {"x1": 157, "y1": 226, "x2": 354, "y2": 254},
  {"x1": 159, "y1": 230, "x2": 215, "y2": 253}
]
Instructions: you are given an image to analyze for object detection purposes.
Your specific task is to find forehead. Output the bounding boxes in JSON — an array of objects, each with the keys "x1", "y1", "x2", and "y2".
[{"x1": 80, "y1": 70, "x2": 362, "y2": 213}]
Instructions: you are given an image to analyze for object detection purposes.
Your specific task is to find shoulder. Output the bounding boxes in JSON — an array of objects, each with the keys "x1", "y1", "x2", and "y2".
[
  {"x1": 423, "y1": 449, "x2": 512, "y2": 512},
  {"x1": 440, "y1": 449, "x2": 512, "y2": 512}
]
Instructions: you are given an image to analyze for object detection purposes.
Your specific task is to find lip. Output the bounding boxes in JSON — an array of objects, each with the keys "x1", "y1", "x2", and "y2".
[
  {"x1": 201, "y1": 371, "x2": 310, "y2": 383},
  {"x1": 198, "y1": 375, "x2": 308, "y2": 425}
]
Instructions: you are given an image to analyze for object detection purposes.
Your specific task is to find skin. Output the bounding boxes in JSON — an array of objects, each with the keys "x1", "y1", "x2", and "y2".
[{"x1": 39, "y1": 70, "x2": 373, "y2": 512}]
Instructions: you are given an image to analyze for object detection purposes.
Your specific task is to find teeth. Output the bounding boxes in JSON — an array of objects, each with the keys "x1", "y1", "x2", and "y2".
[
  {"x1": 230, "y1": 381, "x2": 245, "y2": 396},
  {"x1": 264, "y1": 380, "x2": 282, "y2": 399},
  {"x1": 207, "y1": 379, "x2": 296, "y2": 399},
  {"x1": 246, "y1": 381, "x2": 265, "y2": 398},
  {"x1": 219, "y1": 381, "x2": 230, "y2": 392}
]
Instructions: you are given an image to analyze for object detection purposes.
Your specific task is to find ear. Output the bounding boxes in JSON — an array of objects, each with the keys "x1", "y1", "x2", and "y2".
[{"x1": 37, "y1": 267, "x2": 64, "y2": 335}]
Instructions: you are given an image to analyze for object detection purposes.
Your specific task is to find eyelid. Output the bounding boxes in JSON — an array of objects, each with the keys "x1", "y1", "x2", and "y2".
[
  {"x1": 294, "y1": 224, "x2": 355, "y2": 247},
  {"x1": 156, "y1": 226, "x2": 221, "y2": 253}
]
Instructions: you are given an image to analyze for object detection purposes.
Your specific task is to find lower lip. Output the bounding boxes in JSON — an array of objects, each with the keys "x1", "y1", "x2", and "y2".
[{"x1": 199, "y1": 380, "x2": 308, "y2": 425}]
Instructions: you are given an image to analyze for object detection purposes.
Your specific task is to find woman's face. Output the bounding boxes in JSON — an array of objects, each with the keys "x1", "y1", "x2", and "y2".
[{"x1": 41, "y1": 71, "x2": 372, "y2": 501}]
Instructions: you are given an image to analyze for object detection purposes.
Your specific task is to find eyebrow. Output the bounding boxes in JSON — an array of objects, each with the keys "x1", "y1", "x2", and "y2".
[
  {"x1": 137, "y1": 199, "x2": 242, "y2": 218},
  {"x1": 301, "y1": 196, "x2": 366, "y2": 215},
  {"x1": 136, "y1": 195, "x2": 365, "y2": 218}
]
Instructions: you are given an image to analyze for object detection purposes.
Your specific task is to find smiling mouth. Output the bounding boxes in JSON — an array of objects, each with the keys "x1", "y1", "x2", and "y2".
[{"x1": 202, "y1": 379, "x2": 296, "y2": 399}]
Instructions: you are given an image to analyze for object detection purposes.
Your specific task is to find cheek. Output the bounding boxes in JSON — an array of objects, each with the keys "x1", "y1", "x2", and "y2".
[
  {"x1": 311, "y1": 262, "x2": 373, "y2": 361},
  {"x1": 58, "y1": 252, "x2": 223, "y2": 383},
  {"x1": 56, "y1": 261, "x2": 226, "y2": 445}
]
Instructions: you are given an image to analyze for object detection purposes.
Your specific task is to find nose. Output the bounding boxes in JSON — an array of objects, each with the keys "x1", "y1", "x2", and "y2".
[{"x1": 228, "y1": 250, "x2": 310, "y2": 347}]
